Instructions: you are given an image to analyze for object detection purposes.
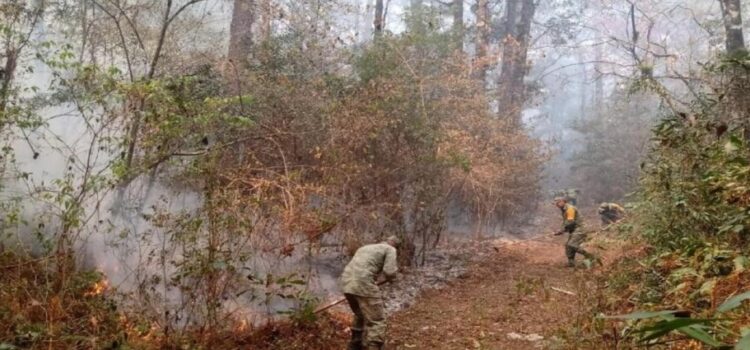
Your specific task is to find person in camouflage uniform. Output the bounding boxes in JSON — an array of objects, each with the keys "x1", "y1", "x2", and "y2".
[
  {"x1": 553, "y1": 197, "x2": 598, "y2": 267},
  {"x1": 565, "y1": 188, "x2": 579, "y2": 206},
  {"x1": 551, "y1": 188, "x2": 579, "y2": 205},
  {"x1": 598, "y1": 202, "x2": 626, "y2": 225},
  {"x1": 340, "y1": 236, "x2": 400, "y2": 350}
]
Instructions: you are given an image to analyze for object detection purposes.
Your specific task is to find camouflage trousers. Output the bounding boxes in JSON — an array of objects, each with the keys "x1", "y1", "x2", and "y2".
[
  {"x1": 345, "y1": 294, "x2": 386, "y2": 346},
  {"x1": 565, "y1": 232, "x2": 593, "y2": 264}
]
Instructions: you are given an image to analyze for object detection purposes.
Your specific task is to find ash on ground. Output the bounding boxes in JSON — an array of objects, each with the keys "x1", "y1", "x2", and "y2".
[
  {"x1": 320, "y1": 222, "x2": 542, "y2": 315},
  {"x1": 380, "y1": 239, "x2": 499, "y2": 313}
]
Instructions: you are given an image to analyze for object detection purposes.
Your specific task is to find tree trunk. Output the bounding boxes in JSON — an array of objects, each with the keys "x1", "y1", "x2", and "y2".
[
  {"x1": 258, "y1": 0, "x2": 272, "y2": 43},
  {"x1": 719, "y1": 0, "x2": 747, "y2": 55},
  {"x1": 452, "y1": 0, "x2": 464, "y2": 51},
  {"x1": 594, "y1": 42, "x2": 604, "y2": 113},
  {"x1": 497, "y1": 0, "x2": 536, "y2": 124},
  {"x1": 0, "y1": 48, "x2": 18, "y2": 118},
  {"x1": 718, "y1": 0, "x2": 750, "y2": 137},
  {"x1": 474, "y1": 0, "x2": 490, "y2": 83},
  {"x1": 229, "y1": 0, "x2": 254, "y2": 63},
  {"x1": 374, "y1": 0, "x2": 385, "y2": 37}
]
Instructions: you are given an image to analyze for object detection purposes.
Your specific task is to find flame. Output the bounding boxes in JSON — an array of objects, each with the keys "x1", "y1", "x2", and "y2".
[
  {"x1": 85, "y1": 278, "x2": 109, "y2": 296},
  {"x1": 235, "y1": 319, "x2": 248, "y2": 333},
  {"x1": 140, "y1": 322, "x2": 161, "y2": 341}
]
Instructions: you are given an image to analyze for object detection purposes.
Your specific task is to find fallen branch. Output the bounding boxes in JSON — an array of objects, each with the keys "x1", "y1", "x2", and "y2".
[
  {"x1": 314, "y1": 280, "x2": 388, "y2": 314},
  {"x1": 314, "y1": 298, "x2": 348, "y2": 314},
  {"x1": 550, "y1": 287, "x2": 576, "y2": 296}
]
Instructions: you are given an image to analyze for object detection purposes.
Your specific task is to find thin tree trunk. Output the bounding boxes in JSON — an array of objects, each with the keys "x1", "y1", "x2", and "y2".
[
  {"x1": 0, "y1": 48, "x2": 18, "y2": 118},
  {"x1": 229, "y1": 0, "x2": 255, "y2": 63},
  {"x1": 0, "y1": 2, "x2": 45, "y2": 121},
  {"x1": 580, "y1": 62, "x2": 586, "y2": 118},
  {"x1": 497, "y1": 0, "x2": 536, "y2": 124},
  {"x1": 474, "y1": 0, "x2": 490, "y2": 83},
  {"x1": 594, "y1": 42, "x2": 604, "y2": 113},
  {"x1": 718, "y1": 0, "x2": 750, "y2": 137},
  {"x1": 124, "y1": 0, "x2": 174, "y2": 173},
  {"x1": 719, "y1": 0, "x2": 747, "y2": 55},
  {"x1": 374, "y1": 0, "x2": 385, "y2": 38},
  {"x1": 452, "y1": 0, "x2": 464, "y2": 51},
  {"x1": 259, "y1": 0, "x2": 272, "y2": 42},
  {"x1": 118, "y1": 0, "x2": 203, "y2": 184}
]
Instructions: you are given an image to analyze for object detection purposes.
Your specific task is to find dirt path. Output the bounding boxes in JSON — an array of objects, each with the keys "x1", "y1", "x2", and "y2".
[{"x1": 387, "y1": 235, "x2": 599, "y2": 349}]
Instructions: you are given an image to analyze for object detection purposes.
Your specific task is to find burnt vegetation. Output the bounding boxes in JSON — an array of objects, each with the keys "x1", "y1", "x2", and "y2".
[{"x1": 1, "y1": 0, "x2": 750, "y2": 349}]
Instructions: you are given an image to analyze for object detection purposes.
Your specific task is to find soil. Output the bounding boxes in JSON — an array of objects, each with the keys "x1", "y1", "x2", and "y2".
[
  {"x1": 387, "y1": 235, "x2": 589, "y2": 349},
  {"x1": 384, "y1": 212, "x2": 627, "y2": 350},
  {"x1": 309, "y1": 211, "x2": 627, "y2": 350}
]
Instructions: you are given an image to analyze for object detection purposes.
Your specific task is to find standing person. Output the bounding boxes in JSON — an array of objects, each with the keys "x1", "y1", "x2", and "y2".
[
  {"x1": 553, "y1": 197, "x2": 599, "y2": 267},
  {"x1": 340, "y1": 236, "x2": 401, "y2": 350},
  {"x1": 598, "y1": 202, "x2": 626, "y2": 225},
  {"x1": 565, "y1": 188, "x2": 580, "y2": 206}
]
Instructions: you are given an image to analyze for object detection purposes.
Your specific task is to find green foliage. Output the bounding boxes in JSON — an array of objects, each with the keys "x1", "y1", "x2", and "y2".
[
  {"x1": 0, "y1": 252, "x2": 125, "y2": 349},
  {"x1": 0, "y1": 2, "x2": 543, "y2": 348},
  {"x1": 639, "y1": 111, "x2": 750, "y2": 250},
  {"x1": 278, "y1": 292, "x2": 319, "y2": 326},
  {"x1": 604, "y1": 290, "x2": 750, "y2": 348},
  {"x1": 594, "y1": 55, "x2": 750, "y2": 349}
]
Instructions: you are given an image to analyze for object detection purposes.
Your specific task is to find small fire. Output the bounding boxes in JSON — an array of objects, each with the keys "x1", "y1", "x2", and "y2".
[
  {"x1": 235, "y1": 319, "x2": 248, "y2": 333},
  {"x1": 85, "y1": 278, "x2": 109, "y2": 297},
  {"x1": 140, "y1": 322, "x2": 161, "y2": 341}
]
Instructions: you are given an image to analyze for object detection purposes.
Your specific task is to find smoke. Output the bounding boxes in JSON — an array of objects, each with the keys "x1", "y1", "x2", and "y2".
[
  {"x1": 1, "y1": 0, "x2": 729, "y2": 326},
  {"x1": 526, "y1": 0, "x2": 723, "y2": 203}
]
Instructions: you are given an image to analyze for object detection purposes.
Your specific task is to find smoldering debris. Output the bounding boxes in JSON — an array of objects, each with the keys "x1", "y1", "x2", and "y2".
[{"x1": 381, "y1": 239, "x2": 496, "y2": 313}]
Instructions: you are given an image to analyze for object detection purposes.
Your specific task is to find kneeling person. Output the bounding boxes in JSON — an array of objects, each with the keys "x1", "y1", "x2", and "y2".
[{"x1": 598, "y1": 202, "x2": 625, "y2": 225}]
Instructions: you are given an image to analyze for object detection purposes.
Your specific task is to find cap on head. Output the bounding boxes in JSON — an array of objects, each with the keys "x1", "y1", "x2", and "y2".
[
  {"x1": 385, "y1": 235, "x2": 401, "y2": 248},
  {"x1": 553, "y1": 196, "x2": 567, "y2": 203}
]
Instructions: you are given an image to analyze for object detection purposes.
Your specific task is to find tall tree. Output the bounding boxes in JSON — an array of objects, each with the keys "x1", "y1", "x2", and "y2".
[
  {"x1": 497, "y1": 0, "x2": 536, "y2": 123},
  {"x1": 719, "y1": 0, "x2": 746, "y2": 55},
  {"x1": 229, "y1": 0, "x2": 255, "y2": 63},
  {"x1": 594, "y1": 41, "x2": 604, "y2": 113},
  {"x1": 474, "y1": 0, "x2": 490, "y2": 83},
  {"x1": 452, "y1": 0, "x2": 464, "y2": 51},
  {"x1": 718, "y1": 0, "x2": 749, "y2": 138},
  {"x1": 0, "y1": 2, "x2": 43, "y2": 120},
  {"x1": 374, "y1": 0, "x2": 385, "y2": 37},
  {"x1": 258, "y1": 0, "x2": 272, "y2": 42}
]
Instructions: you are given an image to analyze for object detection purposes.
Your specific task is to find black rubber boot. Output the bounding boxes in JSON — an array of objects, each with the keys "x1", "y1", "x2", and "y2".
[{"x1": 348, "y1": 330, "x2": 364, "y2": 350}]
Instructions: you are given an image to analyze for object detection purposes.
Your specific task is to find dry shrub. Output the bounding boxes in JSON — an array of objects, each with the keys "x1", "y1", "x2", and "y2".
[
  {"x1": 231, "y1": 313, "x2": 349, "y2": 350},
  {"x1": 0, "y1": 252, "x2": 124, "y2": 349},
  {"x1": 0, "y1": 13, "x2": 545, "y2": 348}
]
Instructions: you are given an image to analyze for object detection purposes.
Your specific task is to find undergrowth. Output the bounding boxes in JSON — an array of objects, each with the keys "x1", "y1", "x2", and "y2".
[
  {"x1": 0, "y1": 250, "x2": 349, "y2": 349},
  {"x1": 564, "y1": 54, "x2": 750, "y2": 349},
  {"x1": 0, "y1": 251, "x2": 123, "y2": 349}
]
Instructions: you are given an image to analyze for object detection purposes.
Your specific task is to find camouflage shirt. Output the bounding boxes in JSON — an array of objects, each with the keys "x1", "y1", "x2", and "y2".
[
  {"x1": 340, "y1": 243, "x2": 398, "y2": 297},
  {"x1": 598, "y1": 202, "x2": 625, "y2": 215}
]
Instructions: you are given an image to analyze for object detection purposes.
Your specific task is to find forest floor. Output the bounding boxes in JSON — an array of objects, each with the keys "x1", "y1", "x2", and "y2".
[
  {"x1": 264, "y1": 211, "x2": 633, "y2": 350},
  {"x1": 385, "y1": 215, "x2": 630, "y2": 350}
]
